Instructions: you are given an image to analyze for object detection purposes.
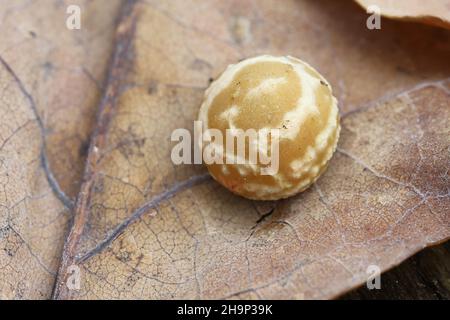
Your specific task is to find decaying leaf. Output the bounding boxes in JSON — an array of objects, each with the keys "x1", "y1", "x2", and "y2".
[
  {"x1": 1, "y1": 0, "x2": 449, "y2": 299},
  {"x1": 354, "y1": 0, "x2": 450, "y2": 30},
  {"x1": 0, "y1": 0, "x2": 121, "y2": 298}
]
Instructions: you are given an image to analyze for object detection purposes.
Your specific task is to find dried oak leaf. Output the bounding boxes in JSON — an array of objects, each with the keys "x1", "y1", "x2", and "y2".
[
  {"x1": 1, "y1": 0, "x2": 449, "y2": 299},
  {"x1": 354, "y1": 0, "x2": 450, "y2": 30},
  {"x1": 0, "y1": 0, "x2": 122, "y2": 299},
  {"x1": 52, "y1": 0, "x2": 449, "y2": 299}
]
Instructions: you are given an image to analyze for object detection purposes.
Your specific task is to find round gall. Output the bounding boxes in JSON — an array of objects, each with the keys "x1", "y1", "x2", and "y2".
[{"x1": 198, "y1": 55, "x2": 340, "y2": 200}]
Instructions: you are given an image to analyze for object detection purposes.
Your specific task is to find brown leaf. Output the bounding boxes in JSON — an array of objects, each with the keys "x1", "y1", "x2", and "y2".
[
  {"x1": 354, "y1": 0, "x2": 450, "y2": 30},
  {"x1": 54, "y1": 0, "x2": 449, "y2": 299},
  {"x1": 0, "y1": 0, "x2": 121, "y2": 298},
  {"x1": 1, "y1": 0, "x2": 449, "y2": 299},
  {"x1": 55, "y1": 80, "x2": 450, "y2": 299}
]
